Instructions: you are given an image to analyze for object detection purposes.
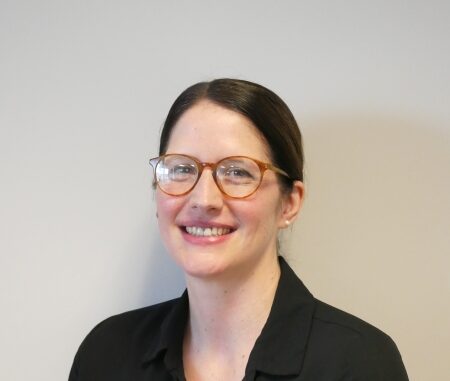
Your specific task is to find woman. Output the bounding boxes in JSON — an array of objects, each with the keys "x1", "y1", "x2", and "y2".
[{"x1": 69, "y1": 79, "x2": 409, "y2": 380}]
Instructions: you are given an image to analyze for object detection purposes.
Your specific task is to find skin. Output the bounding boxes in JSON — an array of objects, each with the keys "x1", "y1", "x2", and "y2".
[{"x1": 156, "y1": 100, "x2": 304, "y2": 380}]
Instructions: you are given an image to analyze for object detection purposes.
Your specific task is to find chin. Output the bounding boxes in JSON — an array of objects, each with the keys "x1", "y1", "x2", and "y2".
[{"x1": 176, "y1": 252, "x2": 233, "y2": 279}]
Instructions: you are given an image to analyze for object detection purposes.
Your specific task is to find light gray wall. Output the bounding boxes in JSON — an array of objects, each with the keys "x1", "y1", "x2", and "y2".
[{"x1": 1, "y1": 1, "x2": 449, "y2": 379}]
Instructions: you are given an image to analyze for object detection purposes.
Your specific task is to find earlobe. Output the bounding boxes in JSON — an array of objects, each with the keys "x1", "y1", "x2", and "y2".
[{"x1": 279, "y1": 181, "x2": 305, "y2": 228}]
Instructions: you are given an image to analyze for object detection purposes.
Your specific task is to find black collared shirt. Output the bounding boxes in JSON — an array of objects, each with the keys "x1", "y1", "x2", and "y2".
[{"x1": 69, "y1": 258, "x2": 408, "y2": 380}]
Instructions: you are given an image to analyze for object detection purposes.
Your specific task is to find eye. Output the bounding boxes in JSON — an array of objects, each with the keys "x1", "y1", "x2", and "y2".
[
  {"x1": 224, "y1": 167, "x2": 253, "y2": 178},
  {"x1": 169, "y1": 164, "x2": 197, "y2": 181},
  {"x1": 173, "y1": 164, "x2": 194, "y2": 174},
  {"x1": 220, "y1": 165, "x2": 257, "y2": 186}
]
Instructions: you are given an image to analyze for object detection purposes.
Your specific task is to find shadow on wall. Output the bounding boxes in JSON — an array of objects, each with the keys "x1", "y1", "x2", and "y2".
[
  {"x1": 287, "y1": 113, "x2": 449, "y2": 378},
  {"x1": 290, "y1": 112, "x2": 449, "y2": 282}
]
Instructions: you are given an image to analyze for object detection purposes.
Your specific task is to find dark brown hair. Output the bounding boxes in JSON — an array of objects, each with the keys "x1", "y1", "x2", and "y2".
[{"x1": 159, "y1": 79, "x2": 304, "y2": 191}]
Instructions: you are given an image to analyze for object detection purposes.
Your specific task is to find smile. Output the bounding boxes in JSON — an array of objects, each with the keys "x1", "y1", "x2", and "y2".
[{"x1": 185, "y1": 226, "x2": 232, "y2": 237}]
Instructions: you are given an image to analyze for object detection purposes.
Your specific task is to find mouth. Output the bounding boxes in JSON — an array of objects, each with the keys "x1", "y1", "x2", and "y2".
[{"x1": 184, "y1": 226, "x2": 233, "y2": 237}]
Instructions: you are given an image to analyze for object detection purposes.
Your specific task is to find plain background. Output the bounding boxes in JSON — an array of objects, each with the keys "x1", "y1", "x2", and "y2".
[{"x1": 1, "y1": 1, "x2": 449, "y2": 380}]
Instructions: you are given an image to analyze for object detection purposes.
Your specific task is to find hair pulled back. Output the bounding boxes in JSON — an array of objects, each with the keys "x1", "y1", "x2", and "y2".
[{"x1": 159, "y1": 79, "x2": 304, "y2": 191}]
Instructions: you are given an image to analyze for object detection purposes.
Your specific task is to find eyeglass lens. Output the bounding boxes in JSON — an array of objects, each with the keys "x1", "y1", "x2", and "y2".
[{"x1": 155, "y1": 155, "x2": 263, "y2": 198}]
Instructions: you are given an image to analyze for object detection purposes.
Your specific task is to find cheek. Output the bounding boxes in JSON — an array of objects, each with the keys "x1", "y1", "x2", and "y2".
[
  {"x1": 155, "y1": 193, "x2": 185, "y2": 255},
  {"x1": 156, "y1": 191, "x2": 179, "y2": 213},
  {"x1": 236, "y1": 196, "x2": 282, "y2": 233},
  {"x1": 155, "y1": 193, "x2": 182, "y2": 232}
]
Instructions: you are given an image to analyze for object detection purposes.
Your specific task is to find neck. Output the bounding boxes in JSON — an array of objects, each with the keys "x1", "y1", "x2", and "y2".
[{"x1": 184, "y1": 253, "x2": 281, "y2": 352}]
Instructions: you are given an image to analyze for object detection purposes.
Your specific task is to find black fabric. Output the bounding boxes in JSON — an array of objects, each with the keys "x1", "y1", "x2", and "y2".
[{"x1": 69, "y1": 257, "x2": 408, "y2": 380}]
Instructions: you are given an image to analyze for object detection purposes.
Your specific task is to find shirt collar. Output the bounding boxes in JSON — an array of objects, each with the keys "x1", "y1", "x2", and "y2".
[
  {"x1": 246, "y1": 256, "x2": 316, "y2": 377},
  {"x1": 141, "y1": 290, "x2": 189, "y2": 372},
  {"x1": 141, "y1": 257, "x2": 316, "y2": 378}
]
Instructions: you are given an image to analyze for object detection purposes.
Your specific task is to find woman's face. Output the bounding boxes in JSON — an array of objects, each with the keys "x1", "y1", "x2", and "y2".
[{"x1": 156, "y1": 100, "x2": 292, "y2": 280}]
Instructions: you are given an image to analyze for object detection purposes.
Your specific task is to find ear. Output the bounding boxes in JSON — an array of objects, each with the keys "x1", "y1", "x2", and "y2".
[{"x1": 278, "y1": 181, "x2": 305, "y2": 229}]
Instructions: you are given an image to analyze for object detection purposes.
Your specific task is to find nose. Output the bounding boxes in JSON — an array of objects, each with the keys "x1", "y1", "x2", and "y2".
[{"x1": 187, "y1": 168, "x2": 224, "y2": 211}]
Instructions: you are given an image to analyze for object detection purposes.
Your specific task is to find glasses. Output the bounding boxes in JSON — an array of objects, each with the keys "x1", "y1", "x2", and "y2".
[{"x1": 149, "y1": 154, "x2": 290, "y2": 199}]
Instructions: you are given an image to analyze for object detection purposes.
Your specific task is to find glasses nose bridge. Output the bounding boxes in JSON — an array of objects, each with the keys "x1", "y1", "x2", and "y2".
[
  {"x1": 197, "y1": 160, "x2": 220, "y2": 184},
  {"x1": 198, "y1": 160, "x2": 216, "y2": 169},
  {"x1": 188, "y1": 160, "x2": 225, "y2": 204}
]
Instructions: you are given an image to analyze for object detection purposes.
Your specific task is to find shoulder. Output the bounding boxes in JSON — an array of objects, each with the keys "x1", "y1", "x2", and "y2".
[
  {"x1": 308, "y1": 299, "x2": 408, "y2": 380},
  {"x1": 69, "y1": 298, "x2": 180, "y2": 380},
  {"x1": 92, "y1": 298, "x2": 177, "y2": 335},
  {"x1": 82, "y1": 298, "x2": 177, "y2": 349},
  {"x1": 312, "y1": 299, "x2": 395, "y2": 348}
]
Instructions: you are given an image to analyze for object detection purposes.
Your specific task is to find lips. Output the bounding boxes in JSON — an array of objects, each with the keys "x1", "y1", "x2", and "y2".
[{"x1": 185, "y1": 226, "x2": 231, "y2": 237}]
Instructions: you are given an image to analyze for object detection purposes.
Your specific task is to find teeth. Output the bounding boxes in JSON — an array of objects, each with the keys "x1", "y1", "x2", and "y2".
[{"x1": 185, "y1": 226, "x2": 231, "y2": 237}]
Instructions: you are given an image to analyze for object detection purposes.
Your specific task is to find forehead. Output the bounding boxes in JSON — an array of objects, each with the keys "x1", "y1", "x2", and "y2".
[{"x1": 166, "y1": 100, "x2": 271, "y2": 162}]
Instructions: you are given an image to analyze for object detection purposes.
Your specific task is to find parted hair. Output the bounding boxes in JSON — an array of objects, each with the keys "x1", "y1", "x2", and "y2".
[{"x1": 159, "y1": 79, "x2": 304, "y2": 192}]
